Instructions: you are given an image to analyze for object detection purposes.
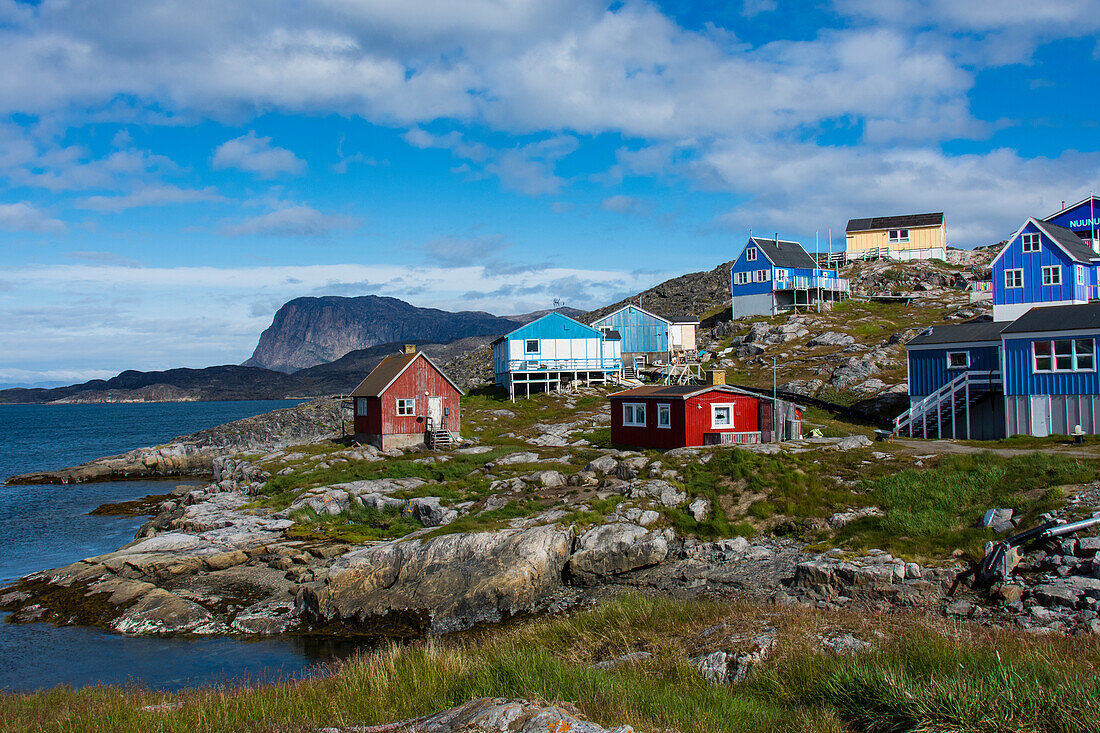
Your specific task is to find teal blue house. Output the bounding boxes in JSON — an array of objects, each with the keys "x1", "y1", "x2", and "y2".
[{"x1": 590, "y1": 305, "x2": 698, "y2": 365}]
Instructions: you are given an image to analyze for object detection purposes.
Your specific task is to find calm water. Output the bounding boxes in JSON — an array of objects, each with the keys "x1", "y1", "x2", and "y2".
[{"x1": 0, "y1": 400, "x2": 365, "y2": 692}]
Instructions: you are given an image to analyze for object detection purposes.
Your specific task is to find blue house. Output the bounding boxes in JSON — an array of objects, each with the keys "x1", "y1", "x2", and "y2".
[
  {"x1": 990, "y1": 217, "x2": 1099, "y2": 322},
  {"x1": 590, "y1": 305, "x2": 698, "y2": 365},
  {"x1": 492, "y1": 312, "x2": 622, "y2": 400},
  {"x1": 1045, "y1": 196, "x2": 1100, "y2": 250},
  {"x1": 896, "y1": 303, "x2": 1100, "y2": 439},
  {"x1": 730, "y1": 236, "x2": 849, "y2": 319}
]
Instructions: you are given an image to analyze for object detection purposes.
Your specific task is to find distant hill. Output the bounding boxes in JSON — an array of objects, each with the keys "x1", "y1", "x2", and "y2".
[
  {"x1": 243, "y1": 295, "x2": 522, "y2": 372},
  {"x1": 503, "y1": 306, "x2": 585, "y2": 325}
]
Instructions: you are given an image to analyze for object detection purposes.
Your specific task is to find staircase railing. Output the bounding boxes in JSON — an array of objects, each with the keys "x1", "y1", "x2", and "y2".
[{"x1": 893, "y1": 369, "x2": 1001, "y2": 440}]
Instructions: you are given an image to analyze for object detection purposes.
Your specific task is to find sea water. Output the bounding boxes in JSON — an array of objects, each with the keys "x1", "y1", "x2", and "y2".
[{"x1": 0, "y1": 401, "x2": 365, "y2": 692}]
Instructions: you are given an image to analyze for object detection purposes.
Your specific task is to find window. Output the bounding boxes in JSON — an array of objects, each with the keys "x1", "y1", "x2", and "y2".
[
  {"x1": 711, "y1": 404, "x2": 733, "y2": 428},
  {"x1": 734, "y1": 271, "x2": 750, "y2": 285},
  {"x1": 1078, "y1": 265, "x2": 1086, "y2": 286},
  {"x1": 753, "y1": 269, "x2": 771, "y2": 283},
  {"x1": 525, "y1": 339, "x2": 539, "y2": 354},
  {"x1": 657, "y1": 403, "x2": 671, "y2": 429},
  {"x1": 396, "y1": 398, "x2": 415, "y2": 416},
  {"x1": 888, "y1": 229, "x2": 910, "y2": 243},
  {"x1": 1004, "y1": 268, "x2": 1023, "y2": 289},
  {"x1": 947, "y1": 351, "x2": 970, "y2": 370},
  {"x1": 356, "y1": 398, "x2": 368, "y2": 416},
  {"x1": 623, "y1": 403, "x2": 646, "y2": 427},
  {"x1": 1033, "y1": 338, "x2": 1095, "y2": 372},
  {"x1": 774, "y1": 269, "x2": 788, "y2": 281},
  {"x1": 745, "y1": 247, "x2": 757, "y2": 262},
  {"x1": 1042, "y1": 265, "x2": 1061, "y2": 286},
  {"x1": 1022, "y1": 232, "x2": 1041, "y2": 252}
]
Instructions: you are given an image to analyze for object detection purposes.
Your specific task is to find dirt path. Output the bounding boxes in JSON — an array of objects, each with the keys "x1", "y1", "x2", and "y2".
[{"x1": 892, "y1": 438, "x2": 1100, "y2": 458}]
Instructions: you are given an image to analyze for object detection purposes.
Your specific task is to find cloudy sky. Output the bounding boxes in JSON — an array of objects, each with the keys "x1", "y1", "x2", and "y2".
[{"x1": 2, "y1": 0, "x2": 1099, "y2": 386}]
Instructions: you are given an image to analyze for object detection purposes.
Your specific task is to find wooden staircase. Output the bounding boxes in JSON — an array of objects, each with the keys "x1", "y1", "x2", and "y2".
[
  {"x1": 893, "y1": 370, "x2": 1001, "y2": 440},
  {"x1": 426, "y1": 417, "x2": 456, "y2": 450}
]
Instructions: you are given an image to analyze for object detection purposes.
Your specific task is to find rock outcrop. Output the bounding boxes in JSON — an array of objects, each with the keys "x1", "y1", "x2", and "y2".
[{"x1": 320, "y1": 698, "x2": 635, "y2": 733}]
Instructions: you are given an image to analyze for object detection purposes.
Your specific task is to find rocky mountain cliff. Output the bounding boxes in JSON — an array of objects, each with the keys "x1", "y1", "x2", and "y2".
[{"x1": 244, "y1": 295, "x2": 522, "y2": 372}]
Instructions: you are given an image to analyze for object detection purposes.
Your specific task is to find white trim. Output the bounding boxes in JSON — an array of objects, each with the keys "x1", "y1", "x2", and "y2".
[
  {"x1": 745, "y1": 247, "x2": 757, "y2": 262},
  {"x1": 623, "y1": 402, "x2": 647, "y2": 427},
  {"x1": 525, "y1": 338, "x2": 540, "y2": 353},
  {"x1": 1022, "y1": 232, "x2": 1041, "y2": 252},
  {"x1": 946, "y1": 351, "x2": 970, "y2": 370},
  {"x1": 907, "y1": 339, "x2": 1001, "y2": 352},
  {"x1": 711, "y1": 402, "x2": 735, "y2": 428},
  {"x1": 1045, "y1": 195, "x2": 1100, "y2": 221},
  {"x1": 1031, "y1": 337, "x2": 1096, "y2": 373},
  {"x1": 752, "y1": 269, "x2": 771, "y2": 283},
  {"x1": 1078, "y1": 265, "x2": 1085, "y2": 286},
  {"x1": 991, "y1": 217, "x2": 1100, "y2": 269},
  {"x1": 1041, "y1": 265, "x2": 1062, "y2": 286},
  {"x1": 351, "y1": 352, "x2": 466, "y2": 398},
  {"x1": 657, "y1": 402, "x2": 671, "y2": 429},
  {"x1": 1004, "y1": 268, "x2": 1024, "y2": 289},
  {"x1": 590, "y1": 303, "x2": 672, "y2": 328},
  {"x1": 396, "y1": 398, "x2": 416, "y2": 416},
  {"x1": 733, "y1": 271, "x2": 750, "y2": 285},
  {"x1": 888, "y1": 229, "x2": 910, "y2": 244}
]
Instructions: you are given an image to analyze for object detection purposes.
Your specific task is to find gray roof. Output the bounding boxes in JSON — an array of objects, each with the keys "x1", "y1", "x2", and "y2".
[
  {"x1": 748, "y1": 237, "x2": 818, "y2": 269},
  {"x1": 846, "y1": 212, "x2": 944, "y2": 233},
  {"x1": 1036, "y1": 220, "x2": 1098, "y2": 263},
  {"x1": 350, "y1": 351, "x2": 464, "y2": 397},
  {"x1": 1001, "y1": 302, "x2": 1100, "y2": 335},
  {"x1": 907, "y1": 321, "x2": 1006, "y2": 346}
]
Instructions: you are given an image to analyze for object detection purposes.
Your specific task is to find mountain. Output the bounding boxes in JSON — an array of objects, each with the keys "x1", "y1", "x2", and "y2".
[
  {"x1": 243, "y1": 295, "x2": 523, "y2": 372},
  {"x1": 584, "y1": 261, "x2": 736, "y2": 325},
  {"x1": 504, "y1": 306, "x2": 585, "y2": 325}
]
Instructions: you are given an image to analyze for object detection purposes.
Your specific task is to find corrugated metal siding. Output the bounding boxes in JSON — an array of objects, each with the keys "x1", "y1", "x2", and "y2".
[
  {"x1": 684, "y1": 392, "x2": 760, "y2": 445},
  {"x1": 591, "y1": 306, "x2": 669, "y2": 354},
  {"x1": 1003, "y1": 336, "x2": 1100, "y2": 396},
  {"x1": 907, "y1": 345, "x2": 1000, "y2": 397},
  {"x1": 993, "y1": 222, "x2": 1083, "y2": 309},
  {"x1": 505, "y1": 312, "x2": 600, "y2": 341}
]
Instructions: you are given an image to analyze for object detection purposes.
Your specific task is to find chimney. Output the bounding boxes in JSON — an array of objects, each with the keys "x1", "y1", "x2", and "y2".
[
  {"x1": 774, "y1": 232, "x2": 779, "y2": 246},
  {"x1": 403, "y1": 344, "x2": 416, "y2": 355},
  {"x1": 705, "y1": 369, "x2": 726, "y2": 386}
]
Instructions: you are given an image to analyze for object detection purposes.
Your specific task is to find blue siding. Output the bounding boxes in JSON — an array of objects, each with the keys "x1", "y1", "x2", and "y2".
[
  {"x1": 1003, "y1": 335, "x2": 1100, "y2": 396},
  {"x1": 993, "y1": 221, "x2": 1088, "y2": 310},
  {"x1": 730, "y1": 243, "x2": 774, "y2": 296},
  {"x1": 591, "y1": 306, "x2": 669, "y2": 353},
  {"x1": 908, "y1": 344, "x2": 1001, "y2": 397},
  {"x1": 1045, "y1": 197, "x2": 1100, "y2": 239},
  {"x1": 503, "y1": 311, "x2": 601, "y2": 341}
]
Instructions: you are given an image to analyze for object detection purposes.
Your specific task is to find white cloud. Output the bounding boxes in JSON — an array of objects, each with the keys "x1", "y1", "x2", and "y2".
[
  {"x1": 221, "y1": 204, "x2": 358, "y2": 237},
  {"x1": 76, "y1": 185, "x2": 224, "y2": 212},
  {"x1": 600, "y1": 194, "x2": 652, "y2": 216},
  {"x1": 212, "y1": 132, "x2": 305, "y2": 177},
  {"x1": 0, "y1": 202, "x2": 65, "y2": 233}
]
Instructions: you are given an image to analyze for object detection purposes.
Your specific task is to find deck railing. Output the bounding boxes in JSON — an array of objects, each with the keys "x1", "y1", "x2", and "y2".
[
  {"x1": 703, "y1": 431, "x2": 762, "y2": 445},
  {"x1": 504, "y1": 358, "x2": 622, "y2": 372},
  {"x1": 774, "y1": 276, "x2": 850, "y2": 292}
]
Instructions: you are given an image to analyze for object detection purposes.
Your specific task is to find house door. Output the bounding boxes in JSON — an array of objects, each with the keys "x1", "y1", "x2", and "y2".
[
  {"x1": 1030, "y1": 395, "x2": 1051, "y2": 437},
  {"x1": 428, "y1": 397, "x2": 444, "y2": 427}
]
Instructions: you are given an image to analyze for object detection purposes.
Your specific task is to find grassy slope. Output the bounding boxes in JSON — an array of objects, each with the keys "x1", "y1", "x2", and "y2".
[{"x1": 4, "y1": 594, "x2": 1097, "y2": 733}]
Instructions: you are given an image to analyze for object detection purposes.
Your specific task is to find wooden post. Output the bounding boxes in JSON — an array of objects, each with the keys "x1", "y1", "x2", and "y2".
[{"x1": 965, "y1": 380, "x2": 971, "y2": 440}]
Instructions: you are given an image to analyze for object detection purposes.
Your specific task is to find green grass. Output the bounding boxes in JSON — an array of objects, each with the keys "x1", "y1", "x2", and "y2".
[
  {"x1": 834, "y1": 452, "x2": 1087, "y2": 558},
  {"x1": 286, "y1": 504, "x2": 422, "y2": 543},
  {"x1": 422, "y1": 499, "x2": 547, "y2": 538},
  {"x1": 4, "y1": 594, "x2": 1098, "y2": 733}
]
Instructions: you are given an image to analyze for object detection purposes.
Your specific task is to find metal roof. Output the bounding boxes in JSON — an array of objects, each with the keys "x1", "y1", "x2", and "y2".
[
  {"x1": 845, "y1": 212, "x2": 944, "y2": 233},
  {"x1": 1045, "y1": 195, "x2": 1100, "y2": 222},
  {"x1": 1035, "y1": 220, "x2": 1098, "y2": 263},
  {"x1": 349, "y1": 351, "x2": 464, "y2": 397},
  {"x1": 906, "y1": 321, "x2": 1006, "y2": 346},
  {"x1": 748, "y1": 237, "x2": 819, "y2": 269},
  {"x1": 1001, "y1": 302, "x2": 1100, "y2": 335},
  {"x1": 604, "y1": 330, "x2": 622, "y2": 340},
  {"x1": 610, "y1": 384, "x2": 763, "y2": 400}
]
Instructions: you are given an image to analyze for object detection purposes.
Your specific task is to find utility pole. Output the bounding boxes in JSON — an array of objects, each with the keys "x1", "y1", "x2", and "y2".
[{"x1": 772, "y1": 356, "x2": 778, "y2": 443}]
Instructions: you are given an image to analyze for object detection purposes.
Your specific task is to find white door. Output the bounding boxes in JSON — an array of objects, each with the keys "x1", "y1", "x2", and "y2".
[
  {"x1": 1030, "y1": 395, "x2": 1051, "y2": 437},
  {"x1": 428, "y1": 396, "x2": 444, "y2": 426}
]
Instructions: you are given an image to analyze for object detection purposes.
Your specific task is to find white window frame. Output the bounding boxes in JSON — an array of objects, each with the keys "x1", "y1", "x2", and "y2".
[
  {"x1": 1077, "y1": 265, "x2": 1085, "y2": 286},
  {"x1": 524, "y1": 339, "x2": 539, "y2": 354},
  {"x1": 946, "y1": 351, "x2": 970, "y2": 370},
  {"x1": 623, "y1": 402, "x2": 646, "y2": 427},
  {"x1": 1041, "y1": 265, "x2": 1061, "y2": 286},
  {"x1": 774, "y1": 268, "x2": 788, "y2": 281},
  {"x1": 888, "y1": 229, "x2": 910, "y2": 243},
  {"x1": 396, "y1": 398, "x2": 416, "y2": 416},
  {"x1": 1032, "y1": 338, "x2": 1095, "y2": 373},
  {"x1": 1022, "y1": 232, "x2": 1041, "y2": 253},
  {"x1": 657, "y1": 403, "x2": 671, "y2": 429},
  {"x1": 733, "y1": 271, "x2": 750, "y2": 286},
  {"x1": 356, "y1": 398, "x2": 368, "y2": 416},
  {"x1": 745, "y1": 247, "x2": 757, "y2": 262},
  {"x1": 1004, "y1": 268, "x2": 1023, "y2": 289},
  {"x1": 753, "y1": 269, "x2": 771, "y2": 283},
  {"x1": 711, "y1": 403, "x2": 734, "y2": 428}
]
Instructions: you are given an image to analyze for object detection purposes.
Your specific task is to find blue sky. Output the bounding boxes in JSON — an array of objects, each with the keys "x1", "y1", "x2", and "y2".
[{"x1": 2, "y1": 0, "x2": 1099, "y2": 385}]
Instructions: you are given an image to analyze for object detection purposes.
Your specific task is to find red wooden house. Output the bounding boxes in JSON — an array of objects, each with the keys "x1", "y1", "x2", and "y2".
[
  {"x1": 609, "y1": 385, "x2": 801, "y2": 449},
  {"x1": 350, "y1": 346, "x2": 464, "y2": 451}
]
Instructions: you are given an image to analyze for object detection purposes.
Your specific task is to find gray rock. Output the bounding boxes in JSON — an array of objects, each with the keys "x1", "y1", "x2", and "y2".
[
  {"x1": 637, "y1": 510, "x2": 660, "y2": 526},
  {"x1": 688, "y1": 497, "x2": 710, "y2": 522},
  {"x1": 529, "y1": 470, "x2": 566, "y2": 488},
  {"x1": 827, "y1": 506, "x2": 883, "y2": 529},
  {"x1": 628, "y1": 479, "x2": 687, "y2": 508},
  {"x1": 492, "y1": 452, "x2": 540, "y2": 466},
  {"x1": 821, "y1": 633, "x2": 871, "y2": 654},
  {"x1": 113, "y1": 589, "x2": 215, "y2": 634},
  {"x1": 981, "y1": 508, "x2": 1014, "y2": 529},
  {"x1": 455, "y1": 446, "x2": 494, "y2": 455},
  {"x1": 585, "y1": 455, "x2": 619, "y2": 474},
  {"x1": 1077, "y1": 537, "x2": 1100, "y2": 557},
  {"x1": 567, "y1": 524, "x2": 673, "y2": 584},
  {"x1": 945, "y1": 599, "x2": 973, "y2": 617},
  {"x1": 589, "y1": 651, "x2": 652, "y2": 670},
  {"x1": 835, "y1": 435, "x2": 873, "y2": 451},
  {"x1": 692, "y1": 635, "x2": 774, "y2": 685},
  {"x1": 404, "y1": 497, "x2": 458, "y2": 528},
  {"x1": 808, "y1": 331, "x2": 855, "y2": 347}
]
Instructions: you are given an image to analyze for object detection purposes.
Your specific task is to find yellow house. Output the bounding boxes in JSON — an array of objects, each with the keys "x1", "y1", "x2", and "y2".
[{"x1": 845, "y1": 212, "x2": 946, "y2": 261}]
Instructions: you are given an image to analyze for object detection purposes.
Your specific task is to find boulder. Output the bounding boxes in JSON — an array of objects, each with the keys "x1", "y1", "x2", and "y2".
[
  {"x1": 492, "y1": 452, "x2": 540, "y2": 466},
  {"x1": 566, "y1": 524, "x2": 672, "y2": 585},
  {"x1": 113, "y1": 588, "x2": 215, "y2": 634},
  {"x1": 692, "y1": 635, "x2": 774, "y2": 685},
  {"x1": 688, "y1": 498, "x2": 710, "y2": 522},
  {"x1": 835, "y1": 435, "x2": 873, "y2": 451},
  {"x1": 305, "y1": 525, "x2": 573, "y2": 635},
  {"x1": 808, "y1": 331, "x2": 855, "y2": 348},
  {"x1": 981, "y1": 508, "x2": 1014, "y2": 529},
  {"x1": 404, "y1": 497, "x2": 458, "y2": 528},
  {"x1": 821, "y1": 633, "x2": 871, "y2": 655},
  {"x1": 585, "y1": 455, "x2": 619, "y2": 474},
  {"x1": 529, "y1": 470, "x2": 566, "y2": 488},
  {"x1": 628, "y1": 480, "x2": 687, "y2": 508}
]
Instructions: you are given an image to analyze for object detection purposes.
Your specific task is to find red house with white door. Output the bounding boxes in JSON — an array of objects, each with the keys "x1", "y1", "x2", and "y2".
[
  {"x1": 350, "y1": 346, "x2": 464, "y2": 450},
  {"x1": 609, "y1": 385, "x2": 801, "y2": 449}
]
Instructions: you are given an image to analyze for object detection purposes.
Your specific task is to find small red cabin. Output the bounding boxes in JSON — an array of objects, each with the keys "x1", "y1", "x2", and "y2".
[
  {"x1": 609, "y1": 385, "x2": 801, "y2": 449},
  {"x1": 350, "y1": 347, "x2": 464, "y2": 451}
]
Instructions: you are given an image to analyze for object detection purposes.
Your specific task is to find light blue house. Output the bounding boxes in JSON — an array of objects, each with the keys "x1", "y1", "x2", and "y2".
[
  {"x1": 492, "y1": 312, "x2": 622, "y2": 400},
  {"x1": 590, "y1": 305, "x2": 698, "y2": 365},
  {"x1": 990, "y1": 217, "x2": 1099, "y2": 322},
  {"x1": 730, "y1": 236, "x2": 849, "y2": 319},
  {"x1": 897, "y1": 302, "x2": 1100, "y2": 439}
]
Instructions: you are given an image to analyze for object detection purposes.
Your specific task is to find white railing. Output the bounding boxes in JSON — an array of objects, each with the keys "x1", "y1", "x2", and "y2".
[
  {"x1": 505, "y1": 358, "x2": 621, "y2": 372},
  {"x1": 704, "y1": 431, "x2": 762, "y2": 445},
  {"x1": 893, "y1": 370, "x2": 1001, "y2": 439},
  {"x1": 775, "y1": 276, "x2": 851, "y2": 292}
]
